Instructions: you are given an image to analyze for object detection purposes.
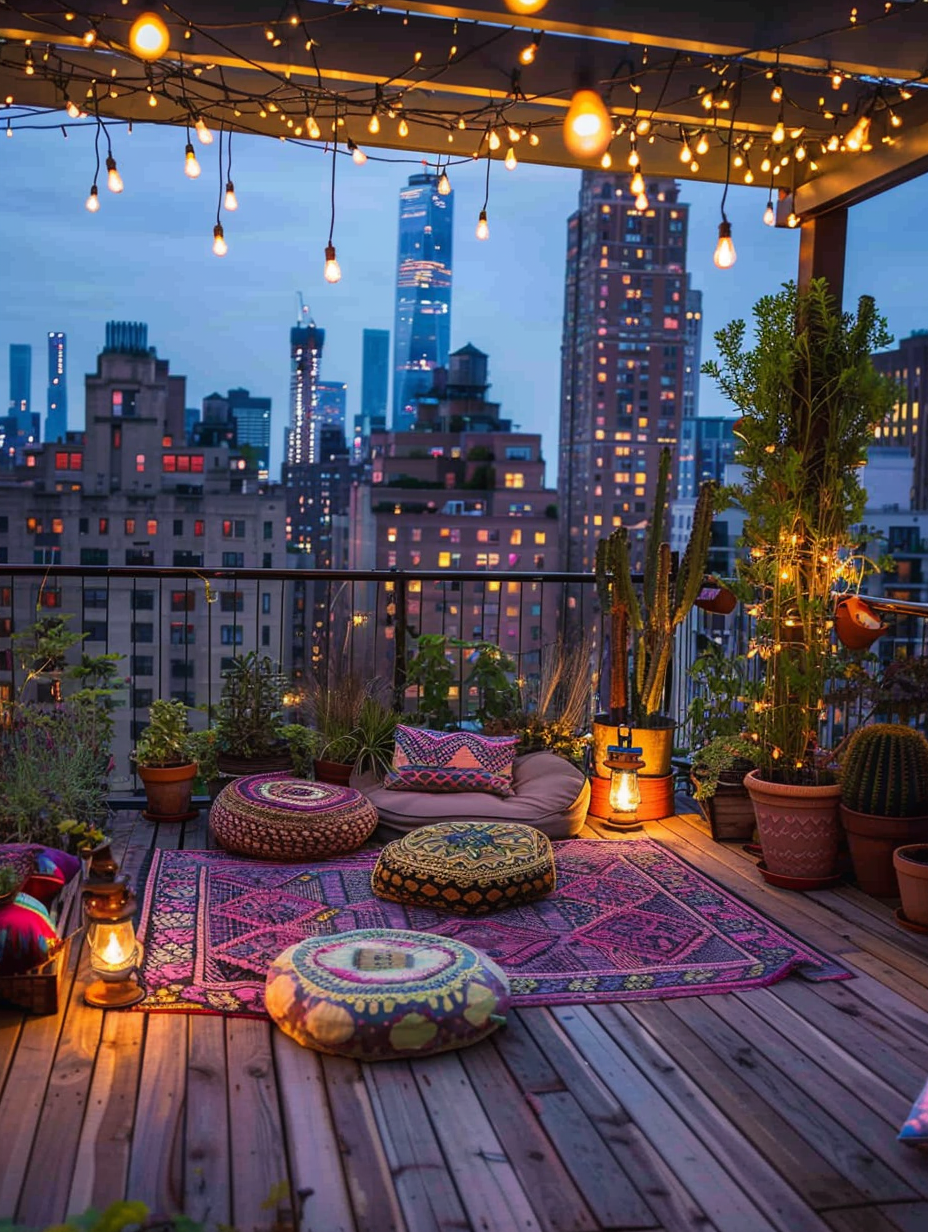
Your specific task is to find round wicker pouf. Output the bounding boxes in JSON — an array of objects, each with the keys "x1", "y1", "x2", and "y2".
[
  {"x1": 266, "y1": 928, "x2": 510, "y2": 1060},
  {"x1": 209, "y1": 773, "x2": 378, "y2": 861},
  {"x1": 372, "y1": 820, "x2": 556, "y2": 916}
]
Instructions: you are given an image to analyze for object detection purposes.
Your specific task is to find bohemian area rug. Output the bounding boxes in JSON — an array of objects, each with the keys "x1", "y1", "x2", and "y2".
[{"x1": 134, "y1": 839, "x2": 850, "y2": 1015}]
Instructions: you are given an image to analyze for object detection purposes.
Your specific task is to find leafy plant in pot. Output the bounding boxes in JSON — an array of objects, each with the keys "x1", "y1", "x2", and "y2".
[
  {"x1": 309, "y1": 676, "x2": 398, "y2": 785},
  {"x1": 133, "y1": 699, "x2": 197, "y2": 821},
  {"x1": 838, "y1": 723, "x2": 928, "y2": 897},
  {"x1": 704, "y1": 279, "x2": 897, "y2": 885},
  {"x1": 593, "y1": 446, "x2": 717, "y2": 817},
  {"x1": 213, "y1": 653, "x2": 292, "y2": 776}
]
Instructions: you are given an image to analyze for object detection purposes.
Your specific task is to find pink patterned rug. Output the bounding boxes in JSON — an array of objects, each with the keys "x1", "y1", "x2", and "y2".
[{"x1": 134, "y1": 839, "x2": 850, "y2": 1015}]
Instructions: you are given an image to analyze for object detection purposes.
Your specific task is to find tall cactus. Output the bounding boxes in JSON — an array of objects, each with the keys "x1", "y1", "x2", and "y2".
[
  {"x1": 839, "y1": 723, "x2": 928, "y2": 817},
  {"x1": 595, "y1": 447, "x2": 717, "y2": 724}
]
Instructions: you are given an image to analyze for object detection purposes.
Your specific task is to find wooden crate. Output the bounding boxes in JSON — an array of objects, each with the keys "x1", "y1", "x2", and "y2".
[{"x1": 0, "y1": 933, "x2": 72, "y2": 1015}]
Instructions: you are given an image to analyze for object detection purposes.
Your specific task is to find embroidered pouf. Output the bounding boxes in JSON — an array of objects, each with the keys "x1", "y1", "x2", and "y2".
[
  {"x1": 265, "y1": 928, "x2": 510, "y2": 1059},
  {"x1": 371, "y1": 820, "x2": 556, "y2": 916},
  {"x1": 209, "y1": 773, "x2": 378, "y2": 861}
]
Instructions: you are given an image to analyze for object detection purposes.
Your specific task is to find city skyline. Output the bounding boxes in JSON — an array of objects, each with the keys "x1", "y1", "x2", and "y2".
[{"x1": 2, "y1": 115, "x2": 927, "y2": 483}]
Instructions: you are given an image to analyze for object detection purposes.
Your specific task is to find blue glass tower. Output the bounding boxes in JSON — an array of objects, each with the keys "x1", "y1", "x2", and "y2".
[
  {"x1": 392, "y1": 173, "x2": 453, "y2": 431},
  {"x1": 46, "y1": 332, "x2": 68, "y2": 443}
]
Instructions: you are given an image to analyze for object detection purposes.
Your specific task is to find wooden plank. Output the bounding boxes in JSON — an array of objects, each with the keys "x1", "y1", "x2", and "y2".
[
  {"x1": 460, "y1": 1039, "x2": 609, "y2": 1232},
  {"x1": 226, "y1": 1016, "x2": 294, "y2": 1232},
  {"x1": 410, "y1": 1050, "x2": 541, "y2": 1232},
  {"x1": 0, "y1": 1011, "x2": 23, "y2": 1104},
  {"x1": 364, "y1": 1061, "x2": 470, "y2": 1232},
  {"x1": 845, "y1": 951, "x2": 928, "y2": 1017},
  {"x1": 182, "y1": 806, "x2": 209, "y2": 851},
  {"x1": 521, "y1": 1008, "x2": 716, "y2": 1232},
  {"x1": 185, "y1": 1016, "x2": 230, "y2": 1228},
  {"x1": 875, "y1": 1203, "x2": 928, "y2": 1232},
  {"x1": 681, "y1": 995, "x2": 925, "y2": 1199},
  {"x1": 322, "y1": 1053, "x2": 408, "y2": 1232},
  {"x1": 68, "y1": 1010, "x2": 145, "y2": 1215},
  {"x1": 822, "y1": 1208, "x2": 909, "y2": 1232},
  {"x1": 273, "y1": 1033, "x2": 355, "y2": 1232},
  {"x1": 627, "y1": 998, "x2": 867, "y2": 1209},
  {"x1": 126, "y1": 1013, "x2": 186, "y2": 1216},
  {"x1": 492, "y1": 1008, "x2": 566, "y2": 1095},
  {"x1": 16, "y1": 938, "x2": 104, "y2": 1228},
  {"x1": 592, "y1": 1002, "x2": 835, "y2": 1232}
]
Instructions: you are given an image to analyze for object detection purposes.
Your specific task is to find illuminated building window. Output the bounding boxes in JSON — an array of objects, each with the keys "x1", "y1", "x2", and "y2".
[
  {"x1": 438, "y1": 552, "x2": 451, "y2": 568},
  {"x1": 136, "y1": 454, "x2": 145, "y2": 473},
  {"x1": 387, "y1": 550, "x2": 397, "y2": 567},
  {"x1": 51, "y1": 519, "x2": 64, "y2": 534},
  {"x1": 635, "y1": 472, "x2": 647, "y2": 484},
  {"x1": 99, "y1": 518, "x2": 108, "y2": 534},
  {"x1": 194, "y1": 520, "x2": 205, "y2": 537},
  {"x1": 125, "y1": 519, "x2": 136, "y2": 535},
  {"x1": 593, "y1": 515, "x2": 603, "y2": 527},
  {"x1": 510, "y1": 529, "x2": 522, "y2": 545},
  {"x1": 387, "y1": 527, "x2": 397, "y2": 543},
  {"x1": 504, "y1": 473, "x2": 525, "y2": 489},
  {"x1": 534, "y1": 532, "x2": 546, "y2": 545},
  {"x1": 147, "y1": 520, "x2": 158, "y2": 536},
  {"x1": 411, "y1": 528, "x2": 422, "y2": 542}
]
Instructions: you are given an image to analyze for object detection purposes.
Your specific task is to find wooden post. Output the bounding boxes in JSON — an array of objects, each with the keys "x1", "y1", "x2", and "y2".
[{"x1": 797, "y1": 208, "x2": 848, "y2": 311}]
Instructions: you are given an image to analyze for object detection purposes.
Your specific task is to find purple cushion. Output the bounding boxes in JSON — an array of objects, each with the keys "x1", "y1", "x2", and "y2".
[
  {"x1": 384, "y1": 727, "x2": 518, "y2": 797},
  {"x1": 0, "y1": 844, "x2": 81, "y2": 907},
  {"x1": 0, "y1": 892, "x2": 60, "y2": 976}
]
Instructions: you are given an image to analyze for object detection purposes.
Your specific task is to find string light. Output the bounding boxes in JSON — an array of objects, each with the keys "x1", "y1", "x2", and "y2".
[
  {"x1": 696, "y1": 132, "x2": 709, "y2": 156},
  {"x1": 476, "y1": 153, "x2": 491, "y2": 239},
  {"x1": 437, "y1": 168, "x2": 451, "y2": 195},
  {"x1": 194, "y1": 117, "x2": 213, "y2": 145},
  {"x1": 636, "y1": 117, "x2": 651, "y2": 136},
  {"x1": 630, "y1": 170, "x2": 645, "y2": 196},
  {"x1": 528, "y1": 129, "x2": 540, "y2": 146},
  {"x1": 503, "y1": 0, "x2": 548, "y2": 12},
  {"x1": 488, "y1": 128, "x2": 501, "y2": 151},
  {"x1": 65, "y1": 99, "x2": 84, "y2": 119},
  {"x1": 563, "y1": 86, "x2": 611, "y2": 159},
  {"x1": 832, "y1": 70, "x2": 843, "y2": 89},
  {"x1": 507, "y1": 126, "x2": 521, "y2": 143},
  {"x1": 85, "y1": 183, "x2": 99, "y2": 211},
  {"x1": 24, "y1": 50, "x2": 34, "y2": 77},
  {"x1": 398, "y1": 118, "x2": 409, "y2": 138},
  {"x1": 224, "y1": 180, "x2": 238, "y2": 210},
  {"x1": 184, "y1": 142, "x2": 201, "y2": 178},
  {"x1": 787, "y1": 211, "x2": 800, "y2": 227},
  {"x1": 679, "y1": 131, "x2": 692, "y2": 163},
  {"x1": 105, "y1": 154, "x2": 123, "y2": 193},
  {"x1": 368, "y1": 111, "x2": 380, "y2": 135},
  {"x1": 764, "y1": 199, "x2": 775, "y2": 225},
  {"x1": 713, "y1": 105, "x2": 737, "y2": 270},
  {"x1": 600, "y1": 151, "x2": 612, "y2": 168},
  {"x1": 846, "y1": 113, "x2": 870, "y2": 150},
  {"x1": 212, "y1": 223, "x2": 227, "y2": 256},
  {"x1": 223, "y1": 126, "x2": 237, "y2": 210},
  {"x1": 519, "y1": 37, "x2": 539, "y2": 66},
  {"x1": 772, "y1": 119, "x2": 785, "y2": 144},
  {"x1": 129, "y1": 12, "x2": 170, "y2": 60},
  {"x1": 307, "y1": 115, "x2": 321, "y2": 140},
  {"x1": 504, "y1": 145, "x2": 518, "y2": 170},
  {"x1": 324, "y1": 135, "x2": 341, "y2": 283},
  {"x1": 347, "y1": 137, "x2": 367, "y2": 165}
]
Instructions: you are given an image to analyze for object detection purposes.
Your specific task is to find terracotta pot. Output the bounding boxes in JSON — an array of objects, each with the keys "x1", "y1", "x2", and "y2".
[
  {"x1": 138, "y1": 762, "x2": 198, "y2": 820},
  {"x1": 744, "y1": 770, "x2": 841, "y2": 880},
  {"x1": 894, "y1": 845, "x2": 928, "y2": 926},
  {"x1": 840, "y1": 805, "x2": 928, "y2": 897},
  {"x1": 593, "y1": 719, "x2": 674, "y2": 778},
  {"x1": 694, "y1": 584, "x2": 738, "y2": 615},
  {"x1": 834, "y1": 596, "x2": 888, "y2": 651},
  {"x1": 313, "y1": 758, "x2": 354, "y2": 787}
]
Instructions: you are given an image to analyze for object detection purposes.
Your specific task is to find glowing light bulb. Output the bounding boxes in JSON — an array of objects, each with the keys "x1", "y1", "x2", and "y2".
[
  {"x1": 368, "y1": 111, "x2": 380, "y2": 135},
  {"x1": 846, "y1": 114, "x2": 870, "y2": 150},
  {"x1": 83, "y1": 28, "x2": 97, "y2": 47},
  {"x1": 504, "y1": 146, "x2": 518, "y2": 170},
  {"x1": 743, "y1": 168, "x2": 754, "y2": 183},
  {"x1": 679, "y1": 138, "x2": 692, "y2": 164},
  {"x1": 890, "y1": 111, "x2": 903, "y2": 128},
  {"x1": 105, "y1": 156, "x2": 123, "y2": 193},
  {"x1": 634, "y1": 191, "x2": 648, "y2": 210},
  {"x1": 307, "y1": 115, "x2": 321, "y2": 140},
  {"x1": 831, "y1": 70, "x2": 843, "y2": 89},
  {"x1": 503, "y1": 0, "x2": 548, "y2": 13},
  {"x1": 488, "y1": 129, "x2": 501, "y2": 151},
  {"x1": 528, "y1": 130, "x2": 540, "y2": 146},
  {"x1": 733, "y1": 153, "x2": 744, "y2": 168},
  {"x1": 787, "y1": 211, "x2": 800, "y2": 227},
  {"x1": 85, "y1": 184, "x2": 100, "y2": 212},
  {"x1": 212, "y1": 223, "x2": 228, "y2": 257},
  {"x1": 476, "y1": 208, "x2": 489, "y2": 240},
  {"x1": 702, "y1": 92, "x2": 714, "y2": 112},
  {"x1": 772, "y1": 121, "x2": 785, "y2": 144},
  {"x1": 827, "y1": 133, "x2": 840, "y2": 152},
  {"x1": 696, "y1": 132, "x2": 709, "y2": 156},
  {"x1": 760, "y1": 157, "x2": 772, "y2": 172},
  {"x1": 713, "y1": 220, "x2": 736, "y2": 269},
  {"x1": 519, "y1": 41, "x2": 538, "y2": 66},
  {"x1": 324, "y1": 243, "x2": 342, "y2": 283},
  {"x1": 795, "y1": 143, "x2": 806, "y2": 161},
  {"x1": 149, "y1": 94, "x2": 158, "y2": 108},
  {"x1": 600, "y1": 151, "x2": 612, "y2": 169},
  {"x1": 347, "y1": 138, "x2": 367, "y2": 165},
  {"x1": 65, "y1": 99, "x2": 84, "y2": 119},
  {"x1": 630, "y1": 171, "x2": 645, "y2": 196},
  {"x1": 224, "y1": 180, "x2": 238, "y2": 211},
  {"x1": 194, "y1": 117, "x2": 213, "y2": 145},
  {"x1": 184, "y1": 143, "x2": 201, "y2": 178},
  {"x1": 437, "y1": 171, "x2": 451, "y2": 195},
  {"x1": 763, "y1": 200, "x2": 775, "y2": 225},
  {"x1": 129, "y1": 12, "x2": 170, "y2": 60},
  {"x1": 771, "y1": 83, "x2": 783, "y2": 103},
  {"x1": 507, "y1": 126, "x2": 521, "y2": 143},
  {"x1": 398, "y1": 118, "x2": 409, "y2": 138},
  {"x1": 563, "y1": 88, "x2": 611, "y2": 159},
  {"x1": 628, "y1": 147, "x2": 640, "y2": 168},
  {"x1": 635, "y1": 117, "x2": 651, "y2": 136}
]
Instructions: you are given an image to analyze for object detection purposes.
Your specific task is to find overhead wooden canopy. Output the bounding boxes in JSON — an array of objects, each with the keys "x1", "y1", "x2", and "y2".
[{"x1": 3, "y1": 0, "x2": 928, "y2": 220}]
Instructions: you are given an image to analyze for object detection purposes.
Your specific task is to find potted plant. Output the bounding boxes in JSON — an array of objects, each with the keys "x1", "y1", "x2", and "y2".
[
  {"x1": 704, "y1": 279, "x2": 897, "y2": 885},
  {"x1": 894, "y1": 845, "x2": 928, "y2": 930},
  {"x1": 133, "y1": 699, "x2": 197, "y2": 821},
  {"x1": 838, "y1": 723, "x2": 928, "y2": 896},
  {"x1": 213, "y1": 653, "x2": 292, "y2": 776},
  {"x1": 593, "y1": 446, "x2": 717, "y2": 815},
  {"x1": 309, "y1": 677, "x2": 398, "y2": 785}
]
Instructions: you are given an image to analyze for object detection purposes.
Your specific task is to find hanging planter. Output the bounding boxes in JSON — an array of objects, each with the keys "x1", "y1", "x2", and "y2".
[
  {"x1": 834, "y1": 596, "x2": 888, "y2": 650},
  {"x1": 693, "y1": 580, "x2": 738, "y2": 615}
]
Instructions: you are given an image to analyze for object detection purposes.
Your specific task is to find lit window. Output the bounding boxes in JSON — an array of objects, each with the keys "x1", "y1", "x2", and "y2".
[
  {"x1": 438, "y1": 552, "x2": 451, "y2": 568},
  {"x1": 635, "y1": 472, "x2": 647, "y2": 484},
  {"x1": 99, "y1": 518, "x2": 108, "y2": 534},
  {"x1": 70, "y1": 453, "x2": 82, "y2": 470},
  {"x1": 125, "y1": 519, "x2": 136, "y2": 535},
  {"x1": 534, "y1": 532, "x2": 546, "y2": 545},
  {"x1": 146, "y1": 519, "x2": 158, "y2": 536},
  {"x1": 504, "y1": 473, "x2": 525, "y2": 489},
  {"x1": 194, "y1": 520, "x2": 205, "y2": 537},
  {"x1": 163, "y1": 455, "x2": 176, "y2": 472},
  {"x1": 387, "y1": 527, "x2": 397, "y2": 543},
  {"x1": 510, "y1": 529, "x2": 522, "y2": 545},
  {"x1": 136, "y1": 454, "x2": 145, "y2": 473},
  {"x1": 51, "y1": 519, "x2": 64, "y2": 534},
  {"x1": 411, "y1": 528, "x2": 422, "y2": 542},
  {"x1": 162, "y1": 436, "x2": 172, "y2": 447},
  {"x1": 55, "y1": 452, "x2": 68, "y2": 469}
]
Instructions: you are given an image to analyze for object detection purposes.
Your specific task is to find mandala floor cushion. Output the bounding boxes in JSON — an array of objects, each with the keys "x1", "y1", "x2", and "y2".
[
  {"x1": 371, "y1": 820, "x2": 556, "y2": 916},
  {"x1": 265, "y1": 928, "x2": 510, "y2": 1059},
  {"x1": 209, "y1": 774, "x2": 378, "y2": 861}
]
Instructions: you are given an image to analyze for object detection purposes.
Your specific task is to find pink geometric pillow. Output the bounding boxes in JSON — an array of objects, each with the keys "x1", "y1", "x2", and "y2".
[{"x1": 383, "y1": 726, "x2": 518, "y2": 797}]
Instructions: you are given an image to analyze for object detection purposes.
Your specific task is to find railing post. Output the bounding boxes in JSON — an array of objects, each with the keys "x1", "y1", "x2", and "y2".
[{"x1": 392, "y1": 573, "x2": 407, "y2": 712}]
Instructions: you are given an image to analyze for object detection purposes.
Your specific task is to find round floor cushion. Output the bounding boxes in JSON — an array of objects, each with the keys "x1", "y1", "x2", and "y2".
[
  {"x1": 209, "y1": 774, "x2": 378, "y2": 861},
  {"x1": 371, "y1": 820, "x2": 556, "y2": 916},
  {"x1": 266, "y1": 928, "x2": 510, "y2": 1059}
]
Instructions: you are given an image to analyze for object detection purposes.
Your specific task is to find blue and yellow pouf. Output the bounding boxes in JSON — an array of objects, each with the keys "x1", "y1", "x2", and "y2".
[
  {"x1": 265, "y1": 928, "x2": 510, "y2": 1059},
  {"x1": 371, "y1": 820, "x2": 556, "y2": 916}
]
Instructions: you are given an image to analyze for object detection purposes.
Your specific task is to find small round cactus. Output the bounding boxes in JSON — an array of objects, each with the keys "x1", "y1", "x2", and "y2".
[{"x1": 839, "y1": 723, "x2": 928, "y2": 818}]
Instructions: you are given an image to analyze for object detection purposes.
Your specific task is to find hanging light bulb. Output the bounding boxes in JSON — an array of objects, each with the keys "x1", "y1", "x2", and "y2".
[
  {"x1": 630, "y1": 170, "x2": 645, "y2": 196},
  {"x1": 488, "y1": 128, "x2": 501, "y2": 151},
  {"x1": 65, "y1": 99, "x2": 84, "y2": 119},
  {"x1": 346, "y1": 137, "x2": 367, "y2": 165},
  {"x1": 635, "y1": 117, "x2": 651, "y2": 136},
  {"x1": 503, "y1": 0, "x2": 548, "y2": 13},
  {"x1": 795, "y1": 143, "x2": 807, "y2": 161},
  {"x1": 85, "y1": 184, "x2": 100, "y2": 212},
  {"x1": 476, "y1": 208, "x2": 489, "y2": 240},
  {"x1": 628, "y1": 146, "x2": 640, "y2": 168},
  {"x1": 827, "y1": 132, "x2": 840, "y2": 152},
  {"x1": 787, "y1": 211, "x2": 800, "y2": 227},
  {"x1": 398, "y1": 118, "x2": 409, "y2": 138},
  {"x1": 83, "y1": 28, "x2": 97, "y2": 47},
  {"x1": 307, "y1": 114, "x2": 321, "y2": 140},
  {"x1": 832, "y1": 70, "x2": 843, "y2": 89},
  {"x1": 635, "y1": 190, "x2": 649, "y2": 210},
  {"x1": 743, "y1": 168, "x2": 754, "y2": 183},
  {"x1": 713, "y1": 219, "x2": 736, "y2": 269},
  {"x1": 763, "y1": 200, "x2": 775, "y2": 226},
  {"x1": 760, "y1": 156, "x2": 772, "y2": 172},
  {"x1": 846, "y1": 114, "x2": 870, "y2": 151},
  {"x1": 437, "y1": 170, "x2": 451, "y2": 195},
  {"x1": 212, "y1": 223, "x2": 228, "y2": 257},
  {"x1": 105, "y1": 155, "x2": 123, "y2": 193},
  {"x1": 184, "y1": 143, "x2": 201, "y2": 178},
  {"x1": 129, "y1": 12, "x2": 170, "y2": 60},
  {"x1": 890, "y1": 111, "x2": 903, "y2": 128},
  {"x1": 528, "y1": 129, "x2": 540, "y2": 146},
  {"x1": 368, "y1": 111, "x2": 380, "y2": 135},
  {"x1": 324, "y1": 243, "x2": 342, "y2": 283},
  {"x1": 194, "y1": 117, "x2": 213, "y2": 145},
  {"x1": 696, "y1": 132, "x2": 709, "y2": 156},
  {"x1": 772, "y1": 120, "x2": 785, "y2": 144},
  {"x1": 519, "y1": 39, "x2": 538, "y2": 66},
  {"x1": 505, "y1": 146, "x2": 518, "y2": 170},
  {"x1": 600, "y1": 151, "x2": 612, "y2": 169},
  {"x1": 563, "y1": 88, "x2": 611, "y2": 159},
  {"x1": 224, "y1": 180, "x2": 238, "y2": 211},
  {"x1": 679, "y1": 135, "x2": 692, "y2": 164},
  {"x1": 507, "y1": 126, "x2": 521, "y2": 144},
  {"x1": 701, "y1": 91, "x2": 714, "y2": 112},
  {"x1": 771, "y1": 81, "x2": 783, "y2": 104}
]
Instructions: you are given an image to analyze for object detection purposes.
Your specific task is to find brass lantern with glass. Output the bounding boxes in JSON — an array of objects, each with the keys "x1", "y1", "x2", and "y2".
[
  {"x1": 603, "y1": 741, "x2": 645, "y2": 831},
  {"x1": 83, "y1": 877, "x2": 145, "y2": 1007}
]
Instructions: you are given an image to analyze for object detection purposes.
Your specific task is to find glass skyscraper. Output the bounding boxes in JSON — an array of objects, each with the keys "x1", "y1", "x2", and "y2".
[
  {"x1": 392, "y1": 173, "x2": 453, "y2": 431},
  {"x1": 288, "y1": 320, "x2": 325, "y2": 466},
  {"x1": 9, "y1": 343, "x2": 32, "y2": 434},
  {"x1": 46, "y1": 332, "x2": 67, "y2": 443}
]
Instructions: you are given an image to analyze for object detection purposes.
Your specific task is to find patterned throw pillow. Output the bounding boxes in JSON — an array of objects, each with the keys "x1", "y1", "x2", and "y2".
[
  {"x1": 0, "y1": 844, "x2": 81, "y2": 907},
  {"x1": 0, "y1": 892, "x2": 60, "y2": 976},
  {"x1": 383, "y1": 726, "x2": 519, "y2": 797}
]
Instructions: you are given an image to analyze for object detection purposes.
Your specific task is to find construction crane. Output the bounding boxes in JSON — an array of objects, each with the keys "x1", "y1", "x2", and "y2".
[{"x1": 295, "y1": 291, "x2": 313, "y2": 326}]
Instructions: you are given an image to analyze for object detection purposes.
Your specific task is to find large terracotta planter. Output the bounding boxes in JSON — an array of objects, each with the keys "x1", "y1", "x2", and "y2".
[
  {"x1": 592, "y1": 718, "x2": 674, "y2": 778},
  {"x1": 894, "y1": 845, "x2": 928, "y2": 927},
  {"x1": 744, "y1": 770, "x2": 841, "y2": 880},
  {"x1": 138, "y1": 762, "x2": 198, "y2": 820},
  {"x1": 840, "y1": 805, "x2": 928, "y2": 897},
  {"x1": 313, "y1": 758, "x2": 354, "y2": 787}
]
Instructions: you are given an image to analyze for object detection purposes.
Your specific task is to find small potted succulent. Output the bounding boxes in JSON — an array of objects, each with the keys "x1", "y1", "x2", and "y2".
[
  {"x1": 133, "y1": 699, "x2": 198, "y2": 821},
  {"x1": 839, "y1": 723, "x2": 928, "y2": 896}
]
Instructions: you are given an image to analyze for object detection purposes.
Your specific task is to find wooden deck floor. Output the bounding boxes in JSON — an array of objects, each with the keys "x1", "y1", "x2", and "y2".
[{"x1": 2, "y1": 805, "x2": 928, "y2": 1232}]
